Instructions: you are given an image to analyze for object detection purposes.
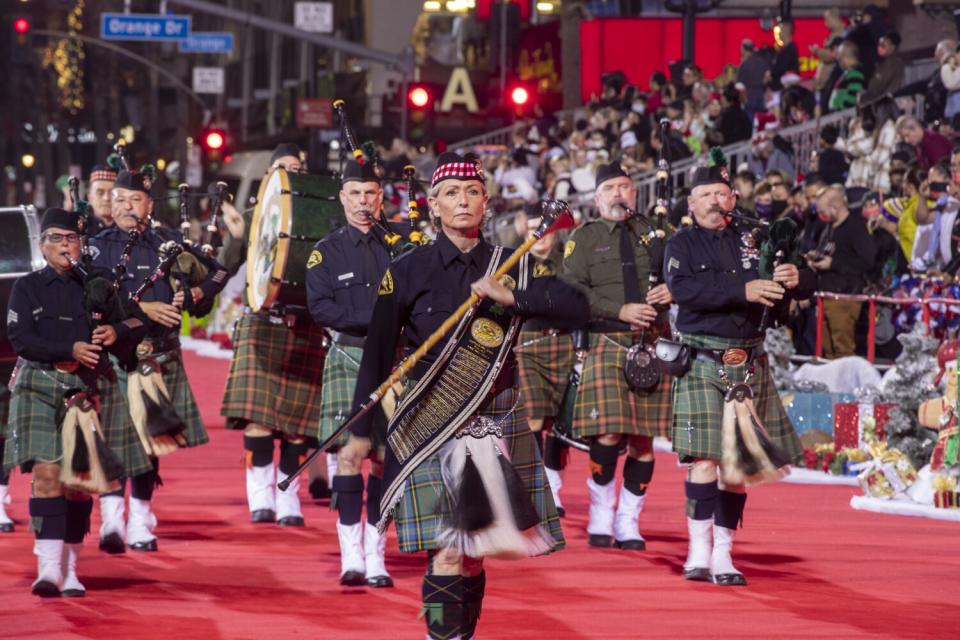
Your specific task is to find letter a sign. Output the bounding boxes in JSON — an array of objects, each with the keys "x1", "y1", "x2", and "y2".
[{"x1": 439, "y1": 67, "x2": 479, "y2": 113}]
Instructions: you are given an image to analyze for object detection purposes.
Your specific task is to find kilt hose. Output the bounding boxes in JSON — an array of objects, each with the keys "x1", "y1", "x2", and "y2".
[
  {"x1": 671, "y1": 333, "x2": 802, "y2": 463},
  {"x1": 515, "y1": 331, "x2": 574, "y2": 420},
  {"x1": 221, "y1": 312, "x2": 327, "y2": 438},
  {"x1": 391, "y1": 384, "x2": 565, "y2": 554},
  {"x1": 114, "y1": 350, "x2": 208, "y2": 449},
  {"x1": 4, "y1": 361, "x2": 152, "y2": 477},
  {"x1": 571, "y1": 332, "x2": 672, "y2": 439}
]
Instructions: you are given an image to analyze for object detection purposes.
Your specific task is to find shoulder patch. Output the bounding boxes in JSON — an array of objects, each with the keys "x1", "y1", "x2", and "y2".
[
  {"x1": 86, "y1": 245, "x2": 101, "y2": 260},
  {"x1": 668, "y1": 256, "x2": 680, "y2": 272},
  {"x1": 6, "y1": 309, "x2": 17, "y2": 324},
  {"x1": 532, "y1": 262, "x2": 554, "y2": 278},
  {"x1": 307, "y1": 250, "x2": 323, "y2": 269},
  {"x1": 378, "y1": 269, "x2": 394, "y2": 296},
  {"x1": 563, "y1": 240, "x2": 576, "y2": 259}
]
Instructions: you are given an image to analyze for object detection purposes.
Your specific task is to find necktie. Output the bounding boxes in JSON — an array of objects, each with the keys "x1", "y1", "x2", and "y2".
[{"x1": 619, "y1": 221, "x2": 642, "y2": 303}]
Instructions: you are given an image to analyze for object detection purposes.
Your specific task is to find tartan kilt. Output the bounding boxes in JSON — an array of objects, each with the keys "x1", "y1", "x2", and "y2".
[
  {"x1": 671, "y1": 333, "x2": 802, "y2": 462},
  {"x1": 221, "y1": 313, "x2": 326, "y2": 437},
  {"x1": 114, "y1": 350, "x2": 208, "y2": 449},
  {"x1": 392, "y1": 384, "x2": 565, "y2": 554},
  {"x1": 97, "y1": 363, "x2": 154, "y2": 477},
  {"x1": 515, "y1": 331, "x2": 574, "y2": 420},
  {"x1": 317, "y1": 343, "x2": 387, "y2": 449},
  {"x1": 0, "y1": 387, "x2": 9, "y2": 441},
  {"x1": 572, "y1": 332, "x2": 672, "y2": 439}
]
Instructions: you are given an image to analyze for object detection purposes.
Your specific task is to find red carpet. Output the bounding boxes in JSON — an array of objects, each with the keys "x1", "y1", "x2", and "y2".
[{"x1": 1, "y1": 352, "x2": 958, "y2": 639}]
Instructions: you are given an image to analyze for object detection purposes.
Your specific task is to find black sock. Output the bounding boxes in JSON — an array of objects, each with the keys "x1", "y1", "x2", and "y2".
[
  {"x1": 461, "y1": 571, "x2": 486, "y2": 639},
  {"x1": 332, "y1": 474, "x2": 364, "y2": 526},
  {"x1": 131, "y1": 469, "x2": 157, "y2": 501},
  {"x1": 366, "y1": 475, "x2": 382, "y2": 525},
  {"x1": 30, "y1": 496, "x2": 67, "y2": 540},
  {"x1": 0, "y1": 440, "x2": 9, "y2": 485},
  {"x1": 279, "y1": 439, "x2": 308, "y2": 476},
  {"x1": 622, "y1": 457, "x2": 655, "y2": 496},
  {"x1": 244, "y1": 435, "x2": 274, "y2": 467},
  {"x1": 103, "y1": 478, "x2": 126, "y2": 498},
  {"x1": 64, "y1": 499, "x2": 93, "y2": 543},
  {"x1": 715, "y1": 491, "x2": 747, "y2": 529},
  {"x1": 588, "y1": 440, "x2": 620, "y2": 485},
  {"x1": 543, "y1": 432, "x2": 568, "y2": 471},
  {"x1": 684, "y1": 480, "x2": 719, "y2": 521},
  {"x1": 422, "y1": 574, "x2": 464, "y2": 640}
]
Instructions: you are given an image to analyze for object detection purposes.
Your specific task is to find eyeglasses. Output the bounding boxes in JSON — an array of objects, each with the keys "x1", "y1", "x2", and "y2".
[{"x1": 42, "y1": 233, "x2": 80, "y2": 244}]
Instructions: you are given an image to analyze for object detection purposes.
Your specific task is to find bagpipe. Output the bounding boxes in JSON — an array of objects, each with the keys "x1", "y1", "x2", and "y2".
[{"x1": 334, "y1": 99, "x2": 430, "y2": 257}]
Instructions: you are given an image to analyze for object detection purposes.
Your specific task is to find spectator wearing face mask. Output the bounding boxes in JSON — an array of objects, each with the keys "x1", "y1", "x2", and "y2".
[
  {"x1": 733, "y1": 170, "x2": 757, "y2": 211},
  {"x1": 859, "y1": 191, "x2": 904, "y2": 282},
  {"x1": 798, "y1": 174, "x2": 830, "y2": 254},
  {"x1": 861, "y1": 31, "x2": 904, "y2": 104}
]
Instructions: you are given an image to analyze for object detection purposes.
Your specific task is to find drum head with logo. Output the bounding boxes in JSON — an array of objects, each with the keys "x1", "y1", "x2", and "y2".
[{"x1": 246, "y1": 168, "x2": 291, "y2": 312}]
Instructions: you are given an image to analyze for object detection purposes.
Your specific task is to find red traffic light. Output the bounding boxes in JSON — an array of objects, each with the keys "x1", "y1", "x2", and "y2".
[
  {"x1": 408, "y1": 86, "x2": 431, "y2": 109},
  {"x1": 510, "y1": 86, "x2": 530, "y2": 106},
  {"x1": 13, "y1": 17, "x2": 30, "y2": 34},
  {"x1": 203, "y1": 130, "x2": 225, "y2": 151}
]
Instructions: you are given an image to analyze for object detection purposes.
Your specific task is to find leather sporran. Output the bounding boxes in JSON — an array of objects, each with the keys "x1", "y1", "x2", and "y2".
[
  {"x1": 624, "y1": 342, "x2": 662, "y2": 393},
  {"x1": 655, "y1": 338, "x2": 691, "y2": 378}
]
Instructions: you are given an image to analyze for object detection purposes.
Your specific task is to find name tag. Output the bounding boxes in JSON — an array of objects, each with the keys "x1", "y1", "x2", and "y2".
[
  {"x1": 594, "y1": 246, "x2": 612, "y2": 253},
  {"x1": 58, "y1": 316, "x2": 73, "y2": 322},
  {"x1": 137, "y1": 265, "x2": 150, "y2": 270},
  {"x1": 338, "y1": 272, "x2": 355, "y2": 281}
]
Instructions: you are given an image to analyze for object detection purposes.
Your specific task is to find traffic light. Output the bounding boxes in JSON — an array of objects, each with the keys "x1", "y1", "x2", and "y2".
[
  {"x1": 199, "y1": 126, "x2": 229, "y2": 172},
  {"x1": 203, "y1": 130, "x2": 225, "y2": 152},
  {"x1": 10, "y1": 14, "x2": 33, "y2": 65},
  {"x1": 408, "y1": 84, "x2": 433, "y2": 110},
  {"x1": 507, "y1": 82, "x2": 534, "y2": 116},
  {"x1": 406, "y1": 84, "x2": 434, "y2": 143}
]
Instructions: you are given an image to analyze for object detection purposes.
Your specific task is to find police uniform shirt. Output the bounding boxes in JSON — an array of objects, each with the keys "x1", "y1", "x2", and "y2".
[
  {"x1": 522, "y1": 248, "x2": 569, "y2": 332},
  {"x1": 351, "y1": 231, "x2": 590, "y2": 424},
  {"x1": 6, "y1": 266, "x2": 141, "y2": 363},
  {"x1": 561, "y1": 217, "x2": 655, "y2": 322},
  {"x1": 664, "y1": 223, "x2": 815, "y2": 339},
  {"x1": 306, "y1": 224, "x2": 392, "y2": 335}
]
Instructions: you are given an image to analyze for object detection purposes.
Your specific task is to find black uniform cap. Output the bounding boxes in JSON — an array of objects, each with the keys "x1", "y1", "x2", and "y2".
[
  {"x1": 690, "y1": 165, "x2": 731, "y2": 190},
  {"x1": 270, "y1": 143, "x2": 302, "y2": 165},
  {"x1": 114, "y1": 170, "x2": 154, "y2": 195},
  {"x1": 41, "y1": 207, "x2": 82, "y2": 233},
  {"x1": 595, "y1": 162, "x2": 630, "y2": 190},
  {"x1": 341, "y1": 159, "x2": 382, "y2": 185}
]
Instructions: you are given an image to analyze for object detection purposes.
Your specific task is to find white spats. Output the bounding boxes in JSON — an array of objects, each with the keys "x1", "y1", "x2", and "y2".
[
  {"x1": 544, "y1": 467, "x2": 564, "y2": 512},
  {"x1": 613, "y1": 487, "x2": 646, "y2": 544},
  {"x1": 684, "y1": 518, "x2": 713, "y2": 572},
  {"x1": 275, "y1": 472, "x2": 303, "y2": 520},
  {"x1": 245, "y1": 463, "x2": 277, "y2": 513},
  {"x1": 98, "y1": 494, "x2": 126, "y2": 541},
  {"x1": 127, "y1": 498, "x2": 158, "y2": 546},
  {"x1": 61, "y1": 543, "x2": 85, "y2": 597},
  {"x1": 0, "y1": 485, "x2": 13, "y2": 530},
  {"x1": 33, "y1": 539, "x2": 64, "y2": 595},
  {"x1": 586, "y1": 477, "x2": 616, "y2": 537},
  {"x1": 336, "y1": 521, "x2": 366, "y2": 579},
  {"x1": 363, "y1": 522, "x2": 390, "y2": 581},
  {"x1": 711, "y1": 525, "x2": 743, "y2": 577}
]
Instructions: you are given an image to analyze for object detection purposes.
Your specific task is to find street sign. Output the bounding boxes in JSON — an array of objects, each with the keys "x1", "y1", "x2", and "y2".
[
  {"x1": 100, "y1": 13, "x2": 191, "y2": 41},
  {"x1": 192, "y1": 67, "x2": 225, "y2": 95},
  {"x1": 179, "y1": 32, "x2": 235, "y2": 54},
  {"x1": 296, "y1": 98, "x2": 334, "y2": 128},
  {"x1": 294, "y1": 2, "x2": 334, "y2": 34}
]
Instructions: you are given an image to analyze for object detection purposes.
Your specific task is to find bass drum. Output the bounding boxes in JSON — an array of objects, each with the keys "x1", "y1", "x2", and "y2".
[
  {"x1": 246, "y1": 168, "x2": 341, "y2": 312},
  {"x1": 0, "y1": 206, "x2": 44, "y2": 374}
]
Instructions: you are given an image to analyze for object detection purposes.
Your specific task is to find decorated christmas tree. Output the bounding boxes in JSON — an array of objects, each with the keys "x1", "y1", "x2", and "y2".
[
  {"x1": 764, "y1": 326, "x2": 796, "y2": 390},
  {"x1": 880, "y1": 324, "x2": 940, "y2": 468}
]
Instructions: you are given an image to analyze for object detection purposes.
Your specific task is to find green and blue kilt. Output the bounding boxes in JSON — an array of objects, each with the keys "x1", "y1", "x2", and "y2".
[
  {"x1": 317, "y1": 343, "x2": 368, "y2": 448},
  {"x1": 671, "y1": 333, "x2": 802, "y2": 463},
  {"x1": 221, "y1": 312, "x2": 326, "y2": 437},
  {"x1": 4, "y1": 362, "x2": 150, "y2": 475},
  {"x1": 572, "y1": 332, "x2": 672, "y2": 439},
  {"x1": 1, "y1": 361, "x2": 13, "y2": 440},
  {"x1": 515, "y1": 331, "x2": 574, "y2": 420},
  {"x1": 114, "y1": 350, "x2": 208, "y2": 449},
  {"x1": 391, "y1": 384, "x2": 565, "y2": 554}
]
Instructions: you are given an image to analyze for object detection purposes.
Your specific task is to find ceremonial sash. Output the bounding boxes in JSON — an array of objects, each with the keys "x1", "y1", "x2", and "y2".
[{"x1": 378, "y1": 248, "x2": 530, "y2": 531}]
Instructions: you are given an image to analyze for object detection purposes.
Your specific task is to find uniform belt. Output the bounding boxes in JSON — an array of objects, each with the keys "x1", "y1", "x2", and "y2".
[
  {"x1": 330, "y1": 331, "x2": 365, "y2": 349},
  {"x1": 521, "y1": 327, "x2": 570, "y2": 337},
  {"x1": 245, "y1": 306, "x2": 304, "y2": 327},
  {"x1": 692, "y1": 346, "x2": 765, "y2": 367},
  {"x1": 589, "y1": 321, "x2": 634, "y2": 334},
  {"x1": 29, "y1": 360, "x2": 81, "y2": 374}
]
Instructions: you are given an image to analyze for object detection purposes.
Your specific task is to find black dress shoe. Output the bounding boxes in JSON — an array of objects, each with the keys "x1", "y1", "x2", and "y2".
[
  {"x1": 614, "y1": 538, "x2": 646, "y2": 551},
  {"x1": 0, "y1": 522, "x2": 15, "y2": 533},
  {"x1": 277, "y1": 516, "x2": 305, "y2": 527},
  {"x1": 250, "y1": 509, "x2": 276, "y2": 523},
  {"x1": 340, "y1": 570, "x2": 366, "y2": 586},
  {"x1": 308, "y1": 478, "x2": 331, "y2": 500},
  {"x1": 587, "y1": 534, "x2": 613, "y2": 548},
  {"x1": 556, "y1": 507, "x2": 566, "y2": 518},
  {"x1": 129, "y1": 539, "x2": 158, "y2": 552},
  {"x1": 683, "y1": 567, "x2": 711, "y2": 582},
  {"x1": 32, "y1": 580, "x2": 61, "y2": 598},
  {"x1": 712, "y1": 572, "x2": 748, "y2": 586},
  {"x1": 61, "y1": 587, "x2": 86, "y2": 598},
  {"x1": 366, "y1": 574, "x2": 394, "y2": 588},
  {"x1": 99, "y1": 532, "x2": 126, "y2": 555}
]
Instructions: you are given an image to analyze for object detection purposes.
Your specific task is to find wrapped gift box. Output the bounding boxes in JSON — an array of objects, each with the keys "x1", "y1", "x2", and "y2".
[
  {"x1": 781, "y1": 392, "x2": 854, "y2": 436},
  {"x1": 834, "y1": 403, "x2": 892, "y2": 450}
]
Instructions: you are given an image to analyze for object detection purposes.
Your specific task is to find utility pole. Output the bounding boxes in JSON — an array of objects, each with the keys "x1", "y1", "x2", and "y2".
[{"x1": 664, "y1": 0, "x2": 723, "y2": 63}]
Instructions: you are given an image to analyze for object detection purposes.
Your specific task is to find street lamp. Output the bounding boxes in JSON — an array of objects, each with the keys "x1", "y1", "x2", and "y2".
[{"x1": 21, "y1": 153, "x2": 36, "y2": 168}]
